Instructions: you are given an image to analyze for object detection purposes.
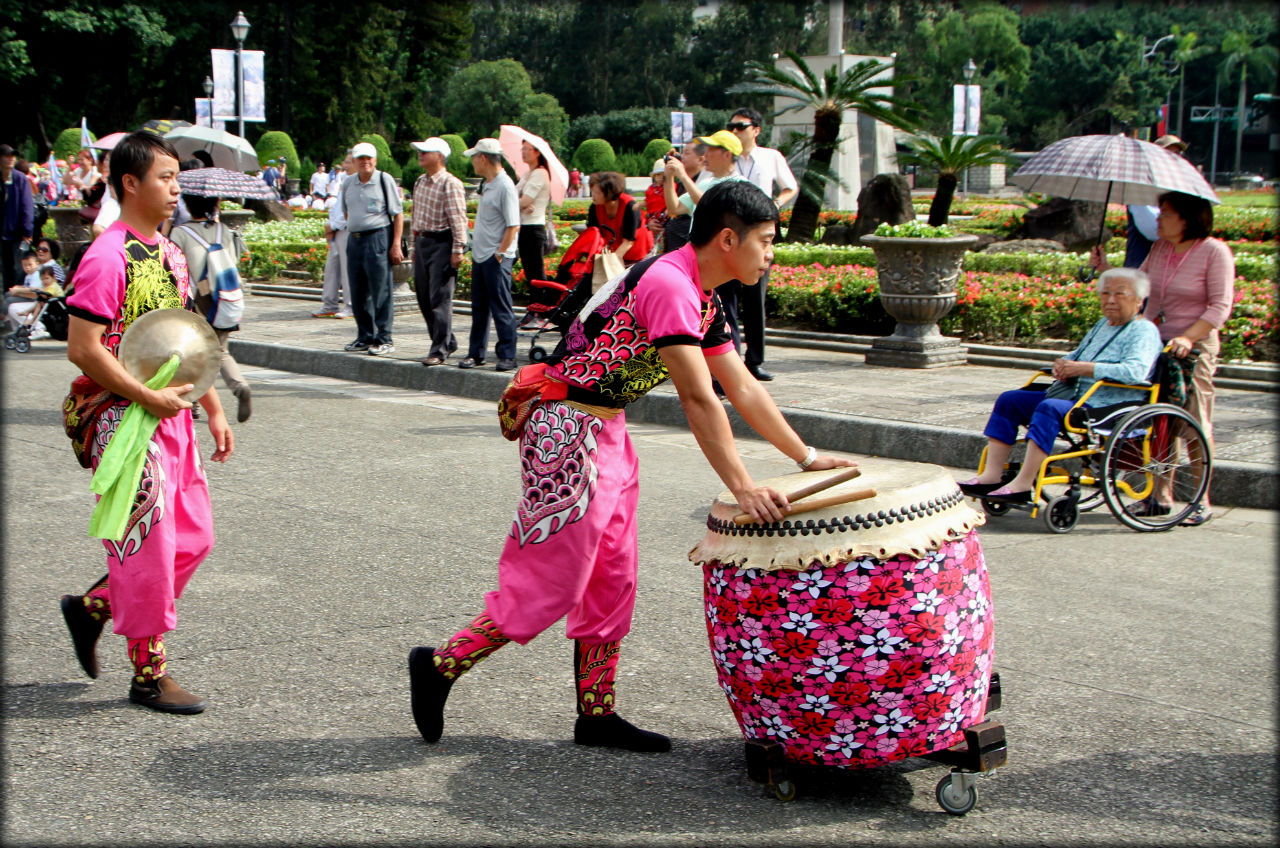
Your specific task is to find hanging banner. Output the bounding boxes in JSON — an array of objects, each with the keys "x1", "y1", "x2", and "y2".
[
  {"x1": 670, "y1": 111, "x2": 694, "y2": 145},
  {"x1": 241, "y1": 50, "x2": 266, "y2": 122},
  {"x1": 952, "y1": 84, "x2": 981, "y2": 136},
  {"x1": 211, "y1": 49, "x2": 237, "y2": 121},
  {"x1": 194, "y1": 98, "x2": 212, "y2": 128}
]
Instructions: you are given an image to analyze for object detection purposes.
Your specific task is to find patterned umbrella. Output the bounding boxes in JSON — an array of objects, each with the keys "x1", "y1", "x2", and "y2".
[
  {"x1": 1011, "y1": 133, "x2": 1220, "y2": 206},
  {"x1": 177, "y1": 167, "x2": 277, "y2": 200},
  {"x1": 139, "y1": 118, "x2": 193, "y2": 137}
]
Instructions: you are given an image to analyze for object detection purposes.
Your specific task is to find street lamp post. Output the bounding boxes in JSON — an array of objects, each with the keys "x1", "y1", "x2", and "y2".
[
  {"x1": 202, "y1": 75, "x2": 214, "y2": 128},
  {"x1": 230, "y1": 10, "x2": 251, "y2": 138},
  {"x1": 962, "y1": 58, "x2": 976, "y2": 195},
  {"x1": 676, "y1": 93, "x2": 686, "y2": 110}
]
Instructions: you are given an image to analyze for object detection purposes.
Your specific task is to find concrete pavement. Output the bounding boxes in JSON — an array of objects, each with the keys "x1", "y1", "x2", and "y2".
[
  {"x1": 3, "y1": 351, "x2": 1276, "y2": 846},
  {"x1": 228, "y1": 292, "x2": 1279, "y2": 510}
]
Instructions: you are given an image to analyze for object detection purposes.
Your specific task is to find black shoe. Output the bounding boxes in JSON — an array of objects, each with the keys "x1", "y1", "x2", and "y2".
[
  {"x1": 747, "y1": 364, "x2": 774, "y2": 381},
  {"x1": 409, "y1": 647, "x2": 453, "y2": 743},
  {"x1": 128, "y1": 676, "x2": 207, "y2": 714},
  {"x1": 234, "y1": 386, "x2": 252, "y2": 423},
  {"x1": 457, "y1": 356, "x2": 485, "y2": 369},
  {"x1": 958, "y1": 480, "x2": 1004, "y2": 497},
  {"x1": 574, "y1": 713, "x2": 671, "y2": 753},
  {"x1": 1128, "y1": 497, "x2": 1172, "y2": 517},
  {"x1": 495, "y1": 358, "x2": 517, "y2": 372},
  {"x1": 344, "y1": 340, "x2": 370, "y2": 352},
  {"x1": 60, "y1": 594, "x2": 104, "y2": 679},
  {"x1": 983, "y1": 489, "x2": 1031, "y2": 505}
]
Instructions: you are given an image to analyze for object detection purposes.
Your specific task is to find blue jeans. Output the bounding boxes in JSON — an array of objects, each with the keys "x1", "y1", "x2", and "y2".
[
  {"x1": 346, "y1": 227, "x2": 393, "y2": 345},
  {"x1": 983, "y1": 389, "x2": 1077, "y2": 455},
  {"x1": 468, "y1": 254, "x2": 516, "y2": 361}
]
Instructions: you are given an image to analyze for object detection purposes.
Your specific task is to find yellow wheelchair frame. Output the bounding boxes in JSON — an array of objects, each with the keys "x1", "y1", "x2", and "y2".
[{"x1": 973, "y1": 368, "x2": 1210, "y2": 533}]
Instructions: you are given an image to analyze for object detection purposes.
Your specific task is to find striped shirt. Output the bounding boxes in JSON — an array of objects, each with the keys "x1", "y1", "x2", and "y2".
[{"x1": 410, "y1": 169, "x2": 468, "y2": 255}]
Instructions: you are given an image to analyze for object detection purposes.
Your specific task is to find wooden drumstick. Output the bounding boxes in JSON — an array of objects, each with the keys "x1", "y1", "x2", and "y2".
[
  {"x1": 731, "y1": 466, "x2": 869, "y2": 525},
  {"x1": 733, "y1": 487, "x2": 877, "y2": 525}
]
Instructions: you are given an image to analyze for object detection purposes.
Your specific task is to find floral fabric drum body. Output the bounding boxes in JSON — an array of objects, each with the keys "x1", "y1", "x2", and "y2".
[{"x1": 689, "y1": 457, "x2": 994, "y2": 770}]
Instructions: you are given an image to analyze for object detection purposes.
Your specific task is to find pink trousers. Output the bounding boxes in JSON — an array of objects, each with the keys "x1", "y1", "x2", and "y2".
[
  {"x1": 90, "y1": 406, "x2": 213, "y2": 638},
  {"x1": 484, "y1": 402, "x2": 639, "y2": 645}
]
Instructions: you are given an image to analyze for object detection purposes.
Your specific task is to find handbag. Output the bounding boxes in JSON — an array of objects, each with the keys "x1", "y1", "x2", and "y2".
[
  {"x1": 542, "y1": 218, "x2": 558, "y2": 254},
  {"x1": 1155, "y1": 350, "x2": 1198, "y2": 407},
  {"x1": 497, "y1": 362, "x2": 569, "y2": 441},
  {"x1": 62, "y1": 375, "x2": 120, "y2": 468},
  {"x1": 590, "y1": 248, "x2": 625, "y2": 293}
]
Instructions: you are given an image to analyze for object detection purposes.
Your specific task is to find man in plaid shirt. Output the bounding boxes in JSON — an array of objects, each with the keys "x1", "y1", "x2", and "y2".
[{"x1": 410, "y1": 137, "x2": 468, "y2": 366}]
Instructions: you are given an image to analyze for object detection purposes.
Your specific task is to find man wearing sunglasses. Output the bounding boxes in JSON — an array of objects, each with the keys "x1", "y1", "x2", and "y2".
[{"x1": 724, "y1": 109, "x2": 797, "y2": 382}]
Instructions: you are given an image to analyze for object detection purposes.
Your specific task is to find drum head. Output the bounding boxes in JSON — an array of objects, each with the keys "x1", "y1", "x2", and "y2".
[
  {"x1": 118, "y1": 308, "x2": 220, "y2": 401},
  {"x1": 689, "y1": 457, "x2": 984, "y2": 571}
]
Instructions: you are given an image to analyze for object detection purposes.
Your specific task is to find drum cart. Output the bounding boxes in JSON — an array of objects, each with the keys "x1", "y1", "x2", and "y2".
[{"x1": 742, "y1": 672, "x2": 1006, "y2": 814}]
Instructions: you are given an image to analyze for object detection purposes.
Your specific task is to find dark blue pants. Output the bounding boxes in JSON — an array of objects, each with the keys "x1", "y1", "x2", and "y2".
[
  {"x1": 346, "y1": 227, "x2": 393, "y2": 345},
  {"x1": 469, "y1": 254, "x2": 516, "y2": 361},
  {"x1": 984, "y1": 389, "x2": 1076, "y2": 455}
]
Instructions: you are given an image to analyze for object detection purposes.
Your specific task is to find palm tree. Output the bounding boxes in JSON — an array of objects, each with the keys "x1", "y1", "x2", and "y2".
[
  {"x1": 896, "y1": 134, "x2": 1013, "y2": 226},
  {"x1": 1217, "y1": 30, "x2": 1279, "y2": 177},
  {"x1": 729, "y1": 51, "x2": 919, "y2": 243}
]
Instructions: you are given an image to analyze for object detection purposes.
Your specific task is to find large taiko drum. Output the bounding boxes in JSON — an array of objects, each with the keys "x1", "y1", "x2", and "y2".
[{"x1": 690, "y1": 457, "x2": 994, "y2": 772}]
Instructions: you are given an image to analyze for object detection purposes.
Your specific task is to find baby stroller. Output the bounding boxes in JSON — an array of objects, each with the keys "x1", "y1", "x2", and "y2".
[
  {"x1": 5, "y1": 289, "x2": 68, "y2": 354},
  {"x1": 522, "y1": 226, "x2": 611, "y2": 363}
]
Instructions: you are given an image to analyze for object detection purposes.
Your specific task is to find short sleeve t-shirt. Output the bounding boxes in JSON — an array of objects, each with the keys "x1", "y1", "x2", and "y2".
[
  {"x1": 66, "y1": 221, "x2": 192, "y2": 357},
  {"x1": 546, "y1": 244, "x2": 734, "y2": 407},
  {"x1": 516, "y1": 168, "x2": 550, "y2": 226}
]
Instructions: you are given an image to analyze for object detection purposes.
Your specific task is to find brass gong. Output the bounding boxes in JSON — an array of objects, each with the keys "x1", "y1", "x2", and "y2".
[{"x1": 118, "y1": 308, "x2": 220, "y2": 400}]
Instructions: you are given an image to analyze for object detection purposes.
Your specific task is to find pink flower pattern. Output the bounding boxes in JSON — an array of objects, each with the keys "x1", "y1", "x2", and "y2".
[{"x1": 702, "y1": 531, "x2": 993, "y2": 769}]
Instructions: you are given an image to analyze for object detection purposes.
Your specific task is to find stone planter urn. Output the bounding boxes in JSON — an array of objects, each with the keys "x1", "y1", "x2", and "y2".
[
  {"x1": 861, "y1": 233, "x2": 978, "y2": 368},
  {"x1": 49, "y1": 206, "x2": 93, "y2": 256},
  {"x1": 218, "y1": 209, "x2": 255, "y2": 232}
]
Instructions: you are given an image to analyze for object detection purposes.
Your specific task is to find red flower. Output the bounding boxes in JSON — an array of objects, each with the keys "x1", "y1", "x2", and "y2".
[
  {"x1": 773, "y1": 631, "x2": 819, "y2": 660},
  {"x1": 715, "y1": 597, "x2": 739, "y2": 625},
  {"x1": 830, "y1": 679, "x2": 871, "y2": 706},
  {"x1": 813, "y1": 596, "x2": 854, "y2": 624},
  {"x1": 792, "y1": 712, "x2": 835, "y2": 736},
  {"x1": 882, "y1": 659, "x2": 925, "y2": 688},
  {"x1": 760, "y1": 669, "x2": 795, "y2": 698},
  {"x1": 741, "y1": 590, "x2": 781, "y2": 617},
  {"x1": 914, "y1": 691, "x2": 951, "y2": 720},
  {"x1": 859, "y1": 574, "x2": 908, "y2": 606},
  {"x1": 901, "y1": 611, "x2": 945, "y2": 643}
]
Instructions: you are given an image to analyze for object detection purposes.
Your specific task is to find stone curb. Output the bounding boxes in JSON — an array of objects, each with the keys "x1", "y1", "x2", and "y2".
[{"x1": 230, "y1": 338, "x2": 1277, "y2": 511}]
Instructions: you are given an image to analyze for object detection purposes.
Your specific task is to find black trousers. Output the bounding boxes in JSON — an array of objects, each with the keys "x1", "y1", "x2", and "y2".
[
  {"x1": 517, "y1": 225, "x2": 546, "y2": 283},
  {"x1": 413, "y1": 231, "x2": 458, "y2": 359}
]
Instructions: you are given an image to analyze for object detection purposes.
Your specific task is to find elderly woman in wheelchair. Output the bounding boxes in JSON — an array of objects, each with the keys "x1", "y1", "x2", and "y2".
[{"x1": 959, "y1": 268, "x2": 1165, "y2": 516}]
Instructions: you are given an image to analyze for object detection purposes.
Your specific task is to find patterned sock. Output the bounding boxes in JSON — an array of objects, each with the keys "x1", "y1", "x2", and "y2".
[
  {"x1": 432, "y1": 613, "x2": 510, "y2": 681},
  {"x1": 127, "y1": 635, "x2": 167, "y2": 683},
  {"x1": 575, "y1": 640, "x2": 620, "y2": 717},
  {"x1": 82, "y1": 573, "x2": 111, "y2": 622}
]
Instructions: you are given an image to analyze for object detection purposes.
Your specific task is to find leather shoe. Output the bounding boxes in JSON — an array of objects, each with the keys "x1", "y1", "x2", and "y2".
[
  {"x1": 983, "y1": 489, "x2": 1031, "y2": 505},
  {"x1": 409, "y1": 647, "x2": 453, "y2": 743},
  {"x1": 60, "y1": 594, "x2": 104, "y2": 679},
  {"x1": 958, "y1": 480, "x2": 1004, "y2": 497},
  {"x1": 129, "y1": 676, "x2": 207, "y2": 714},
  {"x1": 495, "y1": 358, "x2": 517, "y2": 372},
  {"x1": 458, "y1": 356, "x2": 485, "y2": 369},
  {"x1": 234, "y1": 386, "x2": 252, "y2": 423},
  {"x1": 422, "y1": 355, "x2": 445, "y2": 367},
  {"x1": 747, "y1": 364, "x2": 775, "y2": 381}
]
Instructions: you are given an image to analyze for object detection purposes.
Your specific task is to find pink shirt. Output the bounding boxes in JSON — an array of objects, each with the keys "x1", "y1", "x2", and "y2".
[
  {"x1": 548, "y1": 244, "x2": 734, "y2": 406},
  {"x1": 66, "y1": 221, "x2": 191, "y2": 357},
  {"x1": 1140, "y1": 237, "x2": 1234, "y2": 340}
]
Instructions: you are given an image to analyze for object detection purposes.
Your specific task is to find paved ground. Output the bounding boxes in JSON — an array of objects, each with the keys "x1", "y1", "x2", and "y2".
[
  {"x1": 3, "y1": 351, "x2": 1276, "y2": 847},
  {"x1": 227, "y1": 293, "x2": 1278, "y2": 510}
]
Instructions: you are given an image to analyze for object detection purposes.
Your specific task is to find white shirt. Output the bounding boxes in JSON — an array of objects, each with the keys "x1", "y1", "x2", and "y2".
[
  {"x1": 1130, "y1": 205, "x2": 1159, "y2": 241},
  {"x1": 95, "y1": 191, "x2": 121, "y2": 230},
  {"x1": 310, "y1": 171, "x2": 329, "y2": 197},
  {"x1": 516, "y1": 168, "x2": 550, "y2": 226},
  {"x1": 734, "y1": 146, "x2": 797, "y2": 204}
]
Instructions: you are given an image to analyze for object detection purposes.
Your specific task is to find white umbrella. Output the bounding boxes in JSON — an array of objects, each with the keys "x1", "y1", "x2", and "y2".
[
  {"x1": 498, "y1": 125, "x2": 569, "y2": 205},
  {"x1": 164, "y1": 125, "x2": 258, "y2": 172}
]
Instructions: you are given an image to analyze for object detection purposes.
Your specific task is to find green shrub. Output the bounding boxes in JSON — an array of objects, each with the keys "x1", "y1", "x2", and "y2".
[
  {"x1": 256, "y1": 130, "x2": 301, "y2": 176},
  {"x1": 642, "y1": 138, "x2": 674, "y2": 164},
  {"x1": 358, "y1": 133, "x2": 400, "y2": 179},
  {"x1": 54, "y1": 127, "x2": 89, "y2": 162},
  {"x1": 573, "y1": 138, "x2": 616, "y2": 174},
  {"x1": 441, "y1": 133, "x2": 470, "y2": 179},
  {"x1": 614, "y1": 150, "x2": 651, "y2": 177},
  {"x1": 401, "y1": 153, "x2": 424, "y2": 191},
  {"x1": 301, "y1": 156, "x2": 315, "y2": 181}
]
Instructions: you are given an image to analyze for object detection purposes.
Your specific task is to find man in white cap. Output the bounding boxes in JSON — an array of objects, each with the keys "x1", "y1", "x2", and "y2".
[
  {"x1": 340, "y1": 141, "x2": 404, "y2": 356},
  {"x1": 459, "y1": 138, "x2": 519, "y2": 372},
  {"x1": 409, "y1": 138, "x2": 467, "y2": 366}
]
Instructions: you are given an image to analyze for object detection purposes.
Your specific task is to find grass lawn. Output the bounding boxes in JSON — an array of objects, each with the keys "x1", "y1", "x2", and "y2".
[{"x1": 1218, "y1": 190, "x2": 1278, "y2": 208}]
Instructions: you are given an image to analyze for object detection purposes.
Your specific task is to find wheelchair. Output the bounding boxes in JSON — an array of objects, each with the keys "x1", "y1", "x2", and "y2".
[{"x1": 971, "y1": 359, "x2": 1211, "y2": 533}]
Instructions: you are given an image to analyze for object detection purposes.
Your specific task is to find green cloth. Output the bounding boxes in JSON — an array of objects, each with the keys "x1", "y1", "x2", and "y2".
[{"x1": 88, "y1": 354, "x2": 183, "y2": 541}]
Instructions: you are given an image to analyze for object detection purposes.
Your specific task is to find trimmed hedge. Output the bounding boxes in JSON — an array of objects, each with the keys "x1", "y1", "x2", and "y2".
[
  {"x1": 572, "y1": 138, "x2": 616, "y2": 174},
  {"x1": 256, "y1": 130, "x2": 301, "y2": 175},
  {"x1": 358, "y1": 133, "x2": 400, "y2": 179}
]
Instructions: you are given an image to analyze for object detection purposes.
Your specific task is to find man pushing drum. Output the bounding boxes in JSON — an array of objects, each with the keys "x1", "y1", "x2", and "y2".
[{"x1": 409, "y1": 180, "x2": 854, "y2": 752}]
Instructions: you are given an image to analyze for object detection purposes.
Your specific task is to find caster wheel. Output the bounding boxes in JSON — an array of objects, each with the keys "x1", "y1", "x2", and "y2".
[
  {"x1": 935, "y1": 774, "x2": 977, "y2": 815},
  {"x1": 981, "y1": 499, "x2": 1011, "y2": 517},
  {"x1": 773, "y1": 780, "x2": 797, "y2": 802},
  {"x1": 1042, "y1": 494, "x2": 1079, "y2": 533},
  {"x1": 529, "y1": 346, "x2": 547, "y2": 363},
  {"x1": 14, "y1": 337, "x2": 30, "y2": 353},
  {"x1": 4, "y1": 335, "x2": 15, "y2": 350}
]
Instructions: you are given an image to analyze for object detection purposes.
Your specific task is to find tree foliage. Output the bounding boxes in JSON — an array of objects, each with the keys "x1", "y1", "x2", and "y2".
[{"x1": 896, "y1": 134, "x2": 1013, "y2": 224}]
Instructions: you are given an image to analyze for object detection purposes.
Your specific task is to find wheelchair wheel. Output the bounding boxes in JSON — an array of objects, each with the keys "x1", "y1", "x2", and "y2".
[
  {"x1": 1100, "y1": 404, "x2": 1210, "y2": 532},
  {"x1": 1042, "y1": 494, "x2": 1079, "y2": 533}
]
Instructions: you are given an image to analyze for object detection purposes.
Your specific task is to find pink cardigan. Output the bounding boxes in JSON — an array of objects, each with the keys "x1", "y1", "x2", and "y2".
[{"x1": 1140, "y1": 237, "x2": 1235, "y2": 341}]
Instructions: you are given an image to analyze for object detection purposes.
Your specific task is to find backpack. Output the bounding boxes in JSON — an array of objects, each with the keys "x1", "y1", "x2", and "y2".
[{"x1": 177, "y1": 223, "x2": 245, "y2": 329}]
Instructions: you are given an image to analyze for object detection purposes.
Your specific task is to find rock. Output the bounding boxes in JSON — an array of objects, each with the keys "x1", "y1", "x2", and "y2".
[
  {"x1": 1016, "y1": 197, "x2": 1108, "y2": 251},
  {"x1": 982, "y1": 238, "x2": 1068, "y2": 255},
  {"x1": 852, "y1": 173, "x2": 915, "y2": 241},
  {"x1": 966, "y1": 233, "x2": 1003, "y2": 252},
  {"x1": 243, "y1": 197, "x2": 295, "y2": 222},
  {"x1": 819, "y1": 224, "x2": 856, "y2": 245}
]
